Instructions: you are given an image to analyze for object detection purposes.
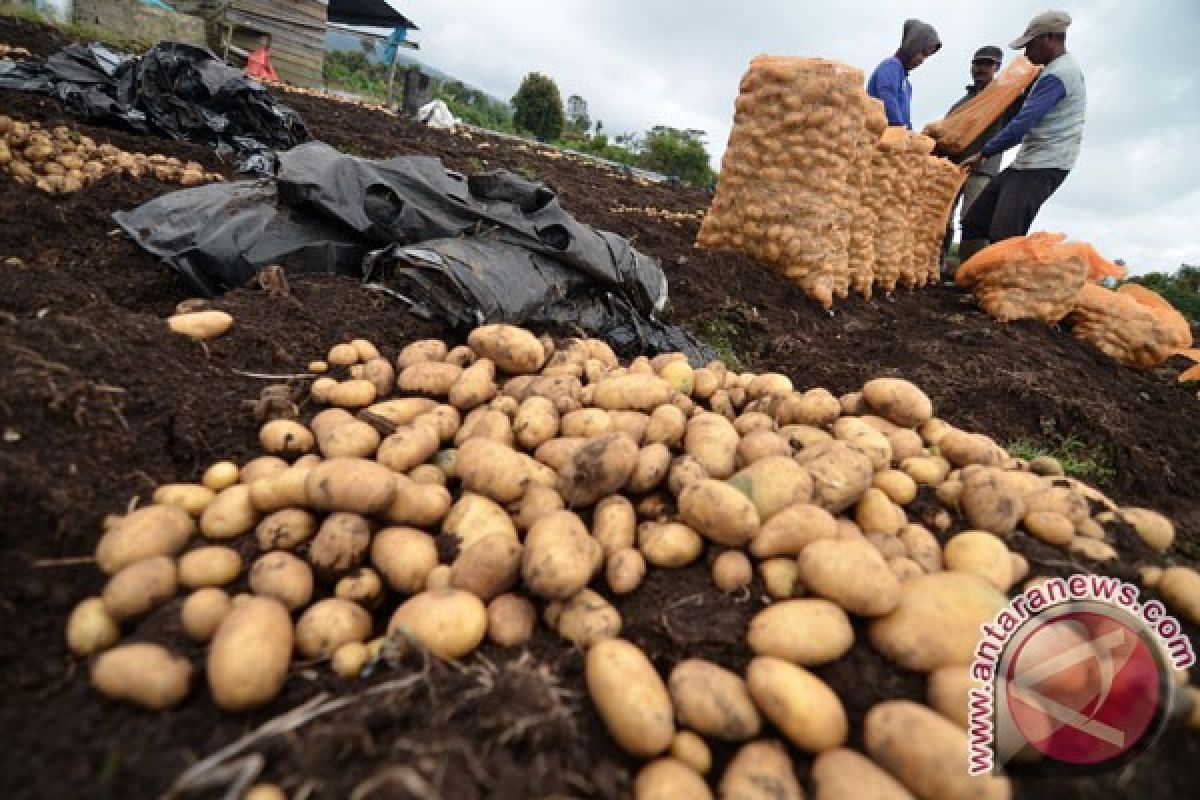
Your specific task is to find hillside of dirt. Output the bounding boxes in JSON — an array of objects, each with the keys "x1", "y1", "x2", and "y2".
[{"x1": 1, "y1": 14, "x2": 1198, "y2": 800}]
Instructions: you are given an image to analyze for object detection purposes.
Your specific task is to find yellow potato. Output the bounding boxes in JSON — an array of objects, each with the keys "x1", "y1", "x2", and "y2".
[
  {"x1": 295, "y1": 598, "x2": 372, "y2": 658},
  {"x1": 959, "y1": 468, "x2": 1026, "y2": 536},
  {"x1": 559, "y1": 432, "x2": 640, "y2": 507},
  {"x1": 167, "y1": 310, "x2": 233, "y2": 340},
  {"x1": 521, "y1": 511, "x2": 601, "y2": 599},
  {"x1": 720, "y1": 740, "x2": 804, "y2": 800},
  {"x1": 634, "y1": 759, "x2": 713, "y2": 800},
  {"x1": 561, "y1": 408, "x2": 614, "y2": 438},
  {"x1": 240, "y1": 455, "x2": 289, "y2": 484},
  {"x1": 760, "y1": 557, "x2": 801, "y2": 600},
  {"x1": 862, "y1": 378, "x2": 933, "y2": 428},
  {"x1": 937, "y1": 430, "x2": 1005, "y2": 468},
  {"x1": 855, "y1": 488, "x2": 907, "y2": 535},
  {"x1": 451, "y1": 533, "x2": 523, "y2": 601},
  {"x1": 865, "y1": 700, "x2": 1010, "y2": 800},
  {"x1": 746, "y1": 657, "x2": 847, "y2": 753},
  {"x1": 443, "y1": 492, "x2": 518, "y2": 550},
  {"x1": 626, "y1": 443, "x2": 673, "y2": 493},
  {"x1": 364, "y1": 397, "x2": 436, "y2": 426},
  {"x1": 900, "y1": 456, "x2": 950, "y2": 485},
  {"x1": 670, "y1": 731, "x2": 712, "y2": 776},
  {"x1": 445, "y1": 344, "x2": 477, "y2": 368},
  {"x1": 467, "y1": 324, "x2": 546, "y2": 374},
  {"x1": 795, "y1": 440, "x2": 874, "y2": 512},
  {"x1": 638, "y1": 521, "x2": 704, "y2": 568},
  {"x1": 178, "y1": 546, "x2": 242, "y2": 589},
  {"x1": 926, "y1": 665, "x2": 976, "y2": 728},
  {"x1": 332, "y1": 642, "x2": 371, "y2": 679},
  {"x1": 513, "y1": 395, "x2": 559, "y2": 450},
  {"x1": 255, "y1": 508, "x2": 317, "y2": 550},
  {"x1": 208, "y1": 596, "x2": 293, "y2": 711},
  {"x1": 66, "y1": 597, "x2": 120, "y2": 656},
  {"x1": 606, "y1": 547, "x2": 647, "y2": 594},
  {"x1": 305, "y1": 458, "x2": 396, "y2": 513},
  {"x1": 712, "y1": 550, "x2": 753, "y2": 592},
  {"x1": 486, "y1": 593, "x2": 536, "y2": 647},
  {"x1": 587, "y1": 639, "x2": 675, "y2": 757},
  {"x1": 747, "y1": 599, "x2": 853, "y2": 665},
  {"x1": 684, "y1": 412, "x2": 740, "y2": 479},
  {"x1": 376, "y1": 423, "x2": 441, "y2": 473},
  {"x1": 668, "y1": 659, "x2": 761, "y2": 741},
  {"x1": 371, "y1": 527, "x2": 438, "y2": 594},
  {"x1": 152, "y1": 483, "x2": 215, "y2": 516},
  {"x1": 898, "y1": 524, "x2": 942, "y2": 573},
  {"x1": 249, "y1": 551, "x2": 314, "y2": 611},
  {"x1": 798, "y1": 538, "x2": 900, "y2": 616},
  {"x1": 729, "y1": 456, "x2": 813, "y2": 521},
  {"x1": 1120, "y1": 507, "x2": 1175, "y2": 552},
  {"x1": 314, "y1": 417, "x2": 380, "y2": 459},
  {"x1": 454, "y1": 407, "x2": 514, "y2": 446},
  {"x1": 810, "y1": 747, "x2": 914, "y2": 800},
  {"x1": 397, "y1": 362, "x2": 463, "y2": 397},
  {"x1": 325, "y1": 379, "x2": 377, "y2": 408},
  {"x1": 679, "y1": 479, "x2": 760, "y2": 546},
  {"x1": 593, "y1": 495, "x2": 637, "y2": 556},
  {"x1": 387, "y1": 588, "x2": 487, "y2": 659},
  {"x1": 199, "y1": 484, "x2": 260, "y2": 540},
  {"x1": 591, "y1": 374, "x2": 673, "y2": 411},
  {"x1": 872, "y1": 469, "x2": 918, "y2": 505},
  {"x1": 645, "y1": 404, "x2": 687, "y2": 447},
  {"x1": 396, "y1": 338, "x2": 447, "y2": 368},
  {"x1": 259, "y1": 419, "x2": 314, "y2": 457},
  {"x1": 92, "y1": 643, "x2": 193, "y2": 710},
  {"x1": 456, "y1": 438, "x2": 531, "y2": 504},
  {"x1": 181, "y1": 587, "x2": 232, "y2": 642},
  {"x1": 335, "y1": 567, "x2": 385, "y2": 608},
  {"x1": 328, "y1": 342, "x2": 360, "y2": 366},
  {"x1": 547, "y1": 588, "x2": 621, "y2": 646},
  {"x1": 749, "y1": 503, "x2": 837, "y2": 558},
  {"x1": 202, "y1": 461, "x2": 240, "y2": 491},
  {"x1": 943, "y1": 531, "x2": 1012, "y2": 590},
  {"x1": 832, "y1": 418, "x2": 892, "y2": 470},
  {"x1": 381, "y1": 475, "x2": 452, "y2": 527},
  {"x1": 102, "y1": 555, "x2": 178, "y2": 621},
  {"x1": 95, "y1": 504, "x2": 196, "y2": 575},
  {"x1": 1159, "y1": 566, "x2": 1200, "y2": 624},
  {"x1": 1023, "y1": 510, "x2": 1074, "y2": 545},
  {"x1": 772, "y1": 387, "x2": 841, "y2": 427},
  {"x1": 667, "y1": 454, "x2": 709, "y2": 496}
]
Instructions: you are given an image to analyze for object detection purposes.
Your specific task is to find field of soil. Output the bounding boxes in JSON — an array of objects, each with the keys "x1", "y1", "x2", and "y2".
[{"x1": 1, "y1": 14, "x2": 1198, "y2": 800}]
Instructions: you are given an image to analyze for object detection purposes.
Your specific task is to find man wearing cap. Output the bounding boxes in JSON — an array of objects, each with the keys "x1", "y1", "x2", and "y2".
[
  {"x1": 867, "y1": 19, "x2": 942, "y2": 129},
  {"x1": 959, "y1": 10, "x2": 1086, "y2": 262}
]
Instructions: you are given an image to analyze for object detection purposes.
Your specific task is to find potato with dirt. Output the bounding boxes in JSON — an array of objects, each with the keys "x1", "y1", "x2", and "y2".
[
  {"x1": 798, "y1": 538, "x2": 900, "y2": 616},
  {"x1": 249, "y1": 551, "x2": 314, "y2": 611},
  {"x1": 96, "y1": 504, "x2": 196, "y2": 574},
  {"x1": 521, "y1": 510, "x2": 601, "y2": 599},
  {"x1": 305, "y1": 458, "x2": 396, "y2": 514},
  {"x1": 795, "y1": 440, "x2": 874, "y2": 512},
  {"x1": 729, "y1": 456, "x2": 813, "y2": 521},
  {"x1": 468, "y1": 325, "x2": 547, "y2": 374},
  {"x1": 720, "y1": 740, "x2": 804, "y2": 800},
  {"x1": 371, "y1": 527, "x2": 438, "y2": 594},
  {"x1": 295, "y1": 598, "x2": 373, "y2": 658},
  {"x1": 455, "y1": 437, "x2": 530, "y2": 504},
  {"x1": 587, "y1": 638, "x2": 675, "y2": 757},
  {"x1": 208, "y1": 596, "x2": 293, "y2": 711},
  {"x1": 558, "y1": 432, "x2": 640, "y2": 507},
  {"x1": 668, "y1": 659, "x2": 761, "y2": 740},
  {"x1": 750, "y1": 503, "x2": 837, "y2": 558},
  {"x1": 679, "y1": 478, "x2": 760, "y2": 546},
  {"x1": 862, "y1": 378, "x2": 934, "y2": 428},
  {"x1": 546, "y1": 588, "x2": 621, "y2": 646},
  {"x1": 450, "y1": 533, "x2": 523, "y2": 601},
  {"x1": 638, "y1": 521, "x2": 705, "y2": 568},
  {"x1": 308, "y1": 513, "x2": 372, "y2": 580},
  {"x1": 684, "y1": 412, "x2": 740, "y2": 479}
]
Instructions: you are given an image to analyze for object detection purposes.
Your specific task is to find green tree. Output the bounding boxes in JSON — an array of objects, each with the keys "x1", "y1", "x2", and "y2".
[
  {"x1": 1123, "y1": 264, "x2": 1200, "y2": 322},
  {"x1": 639, "y1": 126, "x2": 716, "y2": 187},
  {"x1": 566, "y1": 94, "x2": 591, "y2": 135},
  {"x1": 512, "y1": 72, "x2": 565, "y2": 142}
]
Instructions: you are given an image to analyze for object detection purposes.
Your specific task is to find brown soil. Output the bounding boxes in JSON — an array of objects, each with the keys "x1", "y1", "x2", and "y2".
[{"x1": 2, "y1": 15, "x2": 1198, "y2": 800}]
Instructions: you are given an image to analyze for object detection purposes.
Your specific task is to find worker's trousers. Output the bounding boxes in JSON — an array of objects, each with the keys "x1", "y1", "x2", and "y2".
[{"x1": 961, "y1": 166, "x2": 1069, "y2": 243}]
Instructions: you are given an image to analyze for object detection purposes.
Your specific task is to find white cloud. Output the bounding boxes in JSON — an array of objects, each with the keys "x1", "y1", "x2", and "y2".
[{"x1": 396, "y1": 0, "x2": 1199, "y2": 273}]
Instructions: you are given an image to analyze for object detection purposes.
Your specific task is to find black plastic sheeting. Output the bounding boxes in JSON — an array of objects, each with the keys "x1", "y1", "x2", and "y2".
[
  {"x1": 114, "y1": 142, "x2": 715, "y2": 363},
  {"x1": 0, "y1": 42, "x2": 308, "y2": 173}
]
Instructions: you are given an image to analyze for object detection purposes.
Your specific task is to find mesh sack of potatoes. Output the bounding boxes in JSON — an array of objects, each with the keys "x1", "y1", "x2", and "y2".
[
  {"x1": 697, "y1": 56, "x2": 876, "y2": 308},
  {"x1": 923, "y1": 57, "x2": 1042, "y2": 155},
  {"x1": 909, "y1": 155, "x2": 968, "y2": 287},
  {"x1": 846, "y1": 96, "x2": 890, "y2": 299},
  {"x1": 957, "y1": 233, "x2": 1129, "y2": 324},
  {"x1": 1070, "y1": 282, "x2": 1194, "y2": 367},
  {"x1": 867, "y1": 128, "x2": 923, "y2": 293}
]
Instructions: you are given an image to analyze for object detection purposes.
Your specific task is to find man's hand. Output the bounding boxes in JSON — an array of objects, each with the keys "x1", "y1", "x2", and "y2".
[{"x1": 961, "y1": 152, "x2": 985, "y2": 172}]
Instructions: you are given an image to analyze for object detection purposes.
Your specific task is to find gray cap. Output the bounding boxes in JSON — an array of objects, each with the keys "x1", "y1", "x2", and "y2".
[
  {"x1": 1010, "y1": 10, "x2": 1072, "y2": 49},
  {"x1": 972, "y1": 45, "x2": 1003, "y2": 63}
]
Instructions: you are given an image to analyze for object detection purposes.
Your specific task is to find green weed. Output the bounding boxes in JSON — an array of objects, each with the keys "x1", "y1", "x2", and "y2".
[{"x1": 1006, "y1": 433, "x2": 1116, "y2": 485}]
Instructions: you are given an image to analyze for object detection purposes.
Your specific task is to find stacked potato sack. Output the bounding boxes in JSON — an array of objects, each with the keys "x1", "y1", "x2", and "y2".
[
  {"x1": 66, "y1": 324, "x2": 1200, "y2": 799},
  {"x1": 1070, "y1": 283, "x2": 1194, "y2": 368},
  {"x1": 866, "y1": 128, "x2": 926, "y2": 293},
  {"x1": 957, "y1": 233, "x2": 1128, "y2": 323},
  {"x1": 909, "y1": 155, "x2": 968, "y2": 287},
  {"x1": 846, "y1": 96, "x2": 890, "y2": 298},
  {"x1": 0, "y1": 115, "x2": 222, "y2": 194},
  {"x1": 697, "y1": 56, "x2": 874, "y2": 309}
]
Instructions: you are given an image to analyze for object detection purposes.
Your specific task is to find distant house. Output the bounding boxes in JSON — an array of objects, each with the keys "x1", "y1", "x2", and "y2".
[{"x1": 174, "y1": 0, "x2": 418, "y2": 87}]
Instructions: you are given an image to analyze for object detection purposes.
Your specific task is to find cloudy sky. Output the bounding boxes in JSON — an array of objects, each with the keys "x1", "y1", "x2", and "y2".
[{"x1": 394, "y1": 0, "x2": 1197, "y2": 274}]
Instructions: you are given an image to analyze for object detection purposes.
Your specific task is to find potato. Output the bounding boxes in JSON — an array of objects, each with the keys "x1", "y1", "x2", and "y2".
[
  {"x1": 335, "y1": 567, "x2": 385, "y2": 609},
  {"x1": 437, "y1": 344, "x2": 474, "y2": 368},
  {"x1": 241, "y1": 457, "x2": 290, "y2": 485},
  {"x1": 560, "y1": 408, "x2": 612, "y2": 438},
  {"x1": 512, "y1": 395, "x2": 559, "y2": 451},
  {"x1": 943, "y1": 531, "x2": 1012, "y2": 590},
  {"x1": 371, "y1": 527, "x2": 438, "y2": 594},
  {"x1": 1119, "y1": 507, "x2": 1175, "y2": 552},
  {"x1": 1019, "y1": 509, "x2": 1074, "y2": 547},
  {"x1": 248, "y1": 465, "x2": 314, "y2": 513},
  {"x1": 153, "y1": 483, "x2": 215, "y2": 516},
  {"x1": 455, "y1": 438, "x2": 530, "y2": 504},
  {"x1": 677, "y1": 479, "x2": 760, "y2": 546},
  {"x1": 872, "y1": 468, "x2": 918, "y2": 505},
  {"x1": 167, "y1": 310, "x2": 233, "y2": 340},
  {"x1": 867, "y1": 533, "x2": 907, "y2": 561},
  {"x1": 898, "y1": 524, "x2": 942, "y2": 573},
  {"x1": 467, "y1": 325, "x2": 546, "y2": 374},
  {"x1": 258, "y1": 419, "x2": 314, "y2": 457},
  {"x1": 66, "y1": 597, "x2": 120, "y2": 656},
  {"x1": 795, "y1": 440, "x2": 874, "y2": 512},
  {"x1": 95, "y1": 504, "x2": 195, "y2": 574},
  {"x1": 720, "y1": 740, "x2": 804, "y2": 800},
  {"x1": 810, "y1": 747, "x2": 914, "y2": 800},
  {"x1": 593, "y1": 495, "x2": 636, "y2": 556},
  {"x1": 749, "y1": 503, "x2": 836, "y2": 558},
  {"x1": 305, "y1": 458, "x2": 396, "y2": 514},
  {"x1": 590, "y1": 374, "x2": 673, "y2": 412},
  {"x1": 645, "y1": 404, "x2": 687, "y2": 447},
  {"x1": 381, "y1": 475, "x2": 452, "y2": 527},
  {"x1": 396, "y1": 338, "x2": 447, "y2": 368},
  {"x1": 607, "y1": 547, "x2": 647, "y2": 594},
  {"x1": 832, "y1": 418, "x2": 892, "y2": 470},
  {"x1": 332, "y1": 642, "x2": 371, "y2": 679},
  {"x1": 454, "y1": 407, "x2": 513, "y2": 446},
  {"x1": 376, "y1": 422, "x2": 441, "y2": 474},
  {"x1": 729, "y1": 456, "x2": 813, "y2": 522},
  {"x1": 626, "y1": 443, "x2": 673, "y2": 493},
  {"x1": 208, "y1": 596, "x2": 293, "y2": 711},
  {"x1": 328, "y1": 342, "x2": 360, "y2": 366},
  {"x1": 760, "y1": 558, "x2": 800, "y2": 600},
  {"x1": 202, "y1": 461, "x2": 240, "y2": 491},
  {"x1": 1070, "y1": 537, "x2": 1118, "y2": 561},
  {"x1": 668, "y1": 659, "x2": 761, "y2": 740},
  {"x1": 869, "y1": 572, "x2": 1008, "y2": 671},
  {"x1": 178, "y1": 546, "x2": 242, "y2": 589},
  {"x1": 559, "y1": 432, "x2": 639, "y2": 507},
  {"x1": 733, "y1": 411, "x2": 774, "y2": 436},
  {"x1": 310, "y1": 377, "x2": 337, "y2": 403},
  {"x1": 92, "y1": 643, "x2": 193, "y2": 710},
  {"x1": 926, "y1": 665, "x2": 975, "y2": 729},
  {"x1": 746, "y1": 656, "x2": 846, "y2": 753},
  {"x1": 315, "y1": 418, "x2": 380, "y2": 459},
  {"x1": 387, "y1": 588, "x2": 487, "y2": 659},
  {"x1": 886, "y1": 428, "x2": 925, "y2": 462},
  {"x1": 671, "y1": 731, "x2": 711, "y2": 776},
  {"x1": 636, "y1": 521, "x2": 702, "y2": 568},
  {"x1": 798, "y1": 538, "x2": 900, "y2": 616},
  {"x1": 249, "y1": 551, "x2": 314, "y2": 610},
  {"x1": 486, "y1": 593, "x2": 536, "y2": 647},
  {"x1": 712, "y1": 550, "x2": 753, "y2": 592},
  {"x1": 779, "y1": 424, "x2": 833, "y2": 451},
  {"x1": 531, "y1": 438, "x2": 582, "y2": 472},
  {"x1": 735, "y1": 430, "x2": 790, "y2": 468},
  {"x1": 667, "y1": 454, "x2": 709, "y2": 496},
  {"x1": 522, "y1": 511, "x2": 601, "y2": 599},
  {"x1": 255, "y1": 508, "x2": 317, "y2": 551},
  {"x1": 587, "y1": 638, "x2": 675, "y2": 757},
  {"x1": 364, "y1": 397, "x2": 436, "y2": 427},
  {"x1": 326, "y1": 379, "x2": 377, "y2": 408},
  {"x1": 865, "y1": 700, "x2": 1010, "y2": 800},
  {"x1": 684, "y1": 412, "x2": 740, "y2": 479},
  {"x1": 634, "y1": 759, "x2": 713, "y2": 800},
  {"x1": 295, "y1": 598, "x2": 372, "y2": 658},
  {"x1": 747, "y1": 599, "x2": 853, "y2": 665},
  {"x1": 509, "y1": 485, "x2": 562, "y2": 532},
  {"x1": 181, "y1": 587, "x2": 232, "y2": 642},
  {"x1": 855, "y1": 488, "x2": 907, "y2": 535},
  {"x1": 862, "y1": 378, "x2": 933, "y2": 428},
  {"x1": 443, "y1": 492, "x2": 518, "y2": 550},
  {"x1": 900, "y1": 456, "x2": 948, "y2": 486},
  {"x1": 1159, "y1": 567, "x2": 1200, "y2": 624},
  {"x1": 425, "y1": 564, "x2": 452, "y2": 590},
  {"x1": 937, "y1": 430, "x2": 1005, "y2": 468},
  {"x1": 547, "y1": 588, "x2": 621, "y2": 646},
  {"x1": 309, "y1": 513, "x2": 371, "y2": 580},
  {"x1": 396, "y1": 362, "x2": 461, "y2": 397},
  {"x1": 103, "y1": 556, "x2": 178, "y2": 621},
  {"x1": 773, "y1": 387, "x2": 841, "y2": 427},
  {"x1": 451, "y1": 533, "x2": 522, "y2": 601}
]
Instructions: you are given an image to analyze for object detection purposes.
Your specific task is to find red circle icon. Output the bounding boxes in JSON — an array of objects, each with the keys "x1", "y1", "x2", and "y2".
[{"x1": 1005, "y1": 610, "x2": 1162, "y2": 765}]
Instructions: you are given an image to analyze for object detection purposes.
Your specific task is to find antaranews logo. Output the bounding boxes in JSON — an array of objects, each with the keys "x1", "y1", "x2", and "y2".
[{"x1": 968, "y1": 574, "x2": 1194, "y2": 775}]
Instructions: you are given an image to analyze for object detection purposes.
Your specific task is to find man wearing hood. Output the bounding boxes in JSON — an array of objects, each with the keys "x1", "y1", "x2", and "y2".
[
  {"x1": 867, "y1": 19, "x2": 942, "y2": 129},
  {"x1": 959, "y1": 10, "x2": 1086, "y2": 262}
]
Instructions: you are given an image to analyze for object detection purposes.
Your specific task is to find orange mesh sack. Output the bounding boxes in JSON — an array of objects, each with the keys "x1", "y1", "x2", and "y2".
[
  {"x1": 907, "y1": 153, "x2": 968, "y2": 287},
  {"x1": 1069, "y1": 283, "x2": 1194, "y2": 368},
  {"x1": 923, "y1": 57, "x2": 1042, "y2": 155},
  {"x1": 956, "y1": 232, "x2": 1097, "y2": 323}
]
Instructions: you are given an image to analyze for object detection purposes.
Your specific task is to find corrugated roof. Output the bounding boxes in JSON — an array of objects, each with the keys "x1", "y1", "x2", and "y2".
[{"x1": 327, "y1": 0, "x2": 417, "y2": 30}]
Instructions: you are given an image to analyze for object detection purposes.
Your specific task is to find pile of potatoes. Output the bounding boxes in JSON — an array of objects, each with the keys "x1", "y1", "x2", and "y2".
[
  {"x1": 609, "y1": 204, "x2": 706, "y2": 223},
  {"x1": 0, "y1": 43, "x2": 34, "y2": 60},
  {"x1": 67, "y1": 324, "x2": 1200, "y2": 798},
  {"x1": 0, "y1": 115, "x2": 223, "y2": 194},
  {"x1": 697, "y1": 56, "x2": 967, "y2": 308},
  {"x1": 263, "y1": 82, "x2": 399, "y2": 118}
]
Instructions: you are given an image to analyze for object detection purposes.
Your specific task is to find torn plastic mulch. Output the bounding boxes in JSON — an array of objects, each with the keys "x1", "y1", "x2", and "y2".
[
  {"x1": 0, "y1": 41, "x2": 308, "y2": 172},
  {"x1": 114, "y1": 142, "x2": 715, "y2": 362}
]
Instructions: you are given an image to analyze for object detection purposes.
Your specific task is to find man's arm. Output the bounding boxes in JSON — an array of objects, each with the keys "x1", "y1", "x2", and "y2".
[
  {"x1": 871, "y1": 61, "x2": 910, "y2": 128},
  {"x1": 981, "y1": 74, "x2": 1066, "y2": 157}
]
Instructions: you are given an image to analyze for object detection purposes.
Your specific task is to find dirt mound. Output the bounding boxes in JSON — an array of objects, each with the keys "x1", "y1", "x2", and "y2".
[{"x1": 1, "y1": 14, "x2": 1197, "y2": 800}]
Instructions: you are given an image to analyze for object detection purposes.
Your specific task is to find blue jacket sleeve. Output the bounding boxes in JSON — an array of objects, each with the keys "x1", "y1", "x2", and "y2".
[
  {"x1": 869, "y1": 60, "x2": 911, "y2": 129},
  {"x1": 981, "y1": 74, "x2": 1066, "y2": 157}
]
